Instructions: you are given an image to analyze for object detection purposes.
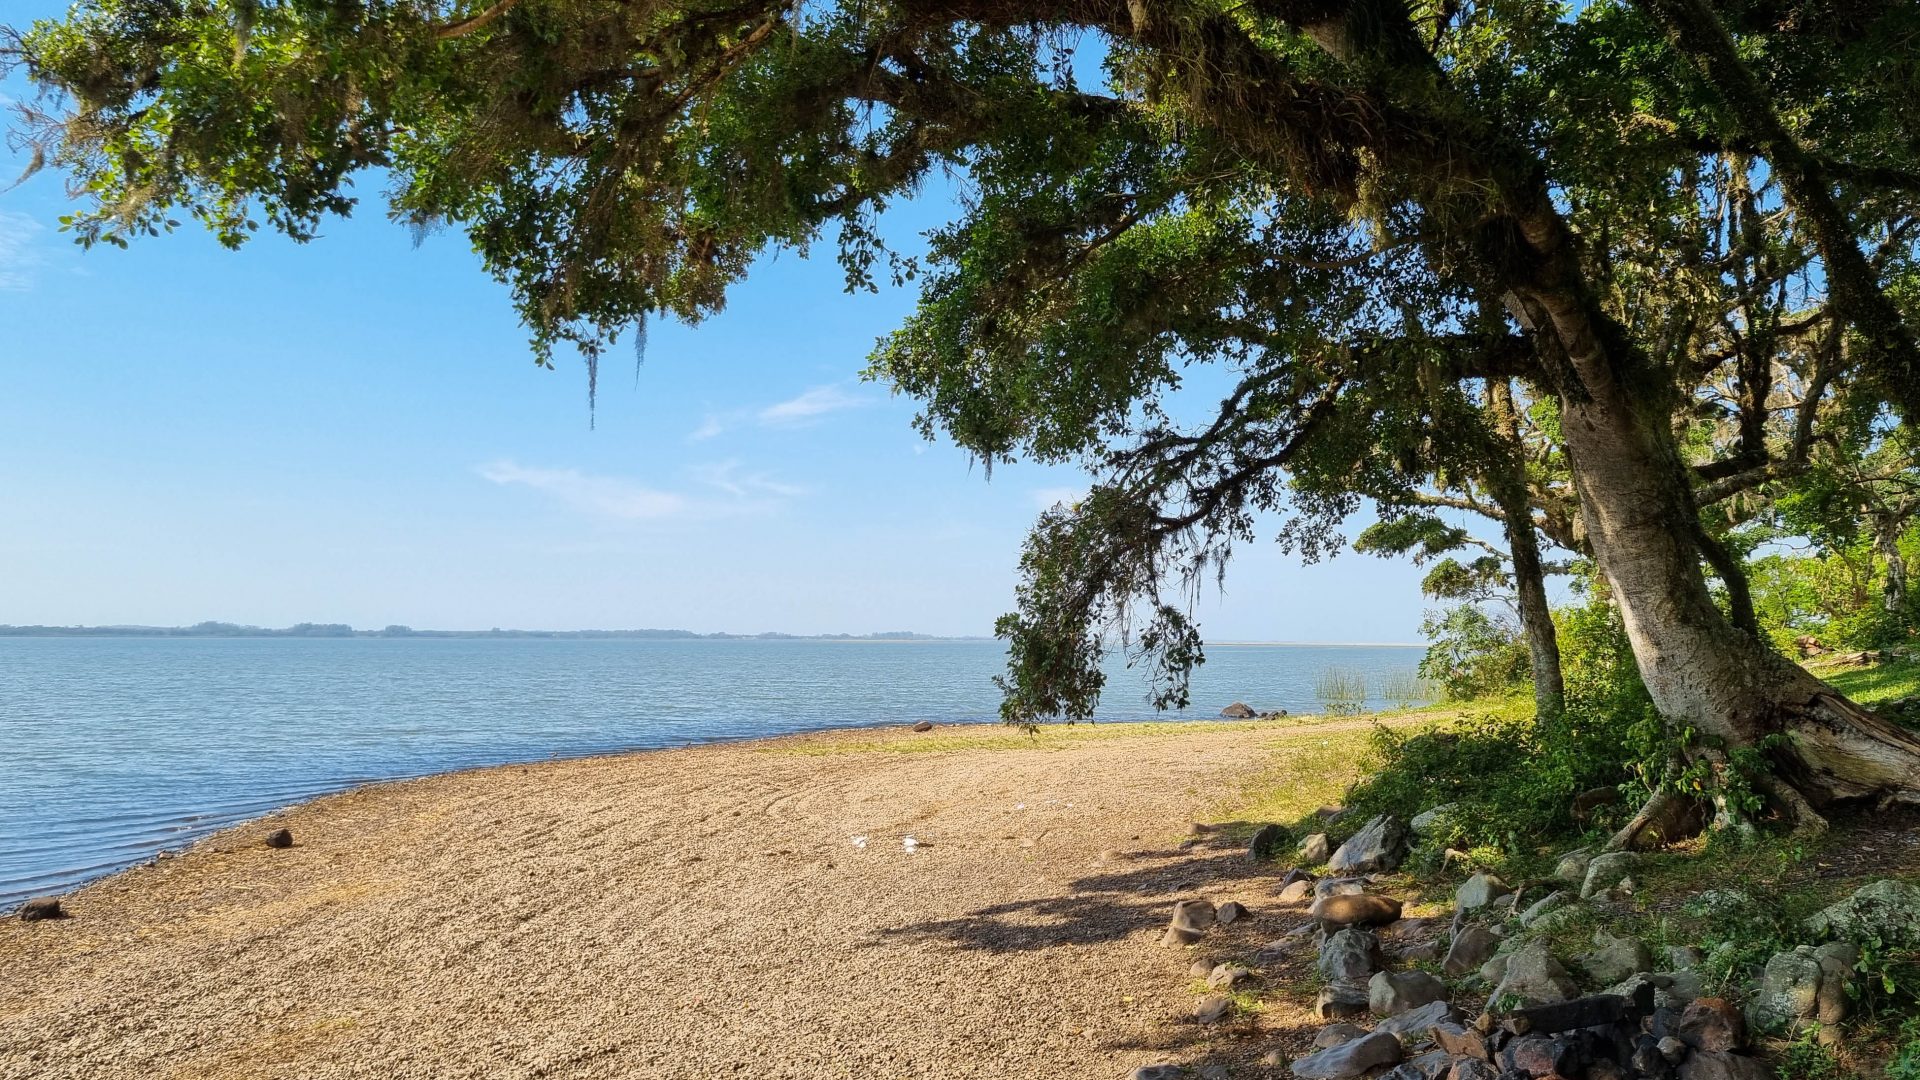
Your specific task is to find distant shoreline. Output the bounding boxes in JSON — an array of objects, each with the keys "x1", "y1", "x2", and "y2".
[{"x1": 0, "y1": 624, "x2": 1421, "y2": 646}]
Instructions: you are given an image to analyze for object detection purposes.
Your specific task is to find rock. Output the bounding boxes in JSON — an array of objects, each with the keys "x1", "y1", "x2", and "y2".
[
  {"x1": 1292, "y1": 1030, "x2": 1405, "y2": 1079},
  {"x1": 1580, "y1": 851, "x2": 1639, "y2": 899},
  {"x1": 1658, "y1": 1036, "x2": 1689, "y2": 1064},
  {"x1": 1571, "y1": 786, "x2": 1623, "y2": 821},
  {"x1": 1503, "y1": 986, "x2": 1652, "y2": 1034},
  {"x1": 1581, "y1": 930, "x2": 1654, "y2": 985},
  {"x1": 1329, "y1": 815, "x2": 1409, "y2": 875},
  {"x1": 1316, "y1": 877, "x2": 1369, "y2": 901},
  {"x1": 1630, "y1": 1034, "x2": 1669, "y2": 1077},
  {"x1": 911, "y1": 719, "x2": 934, "y2": 732},
  {"x1": 1161, "y1": 899, "x2": 1218, "y2": 947},
  {"x1": 1678, "y1": 1052, "x2": 1776, "y2": 1080},
  {"x1": 1208, "y1": 963, "x2": 1253, "y2": 990},
  {"x1": 1317, "y1": 981, "x2": 1372, "y2": 1019},
  {"x1": 264, "y1": 827, "x2": 294, "y2": 849},
  {"x1": 1315, "y1": 1023, "x2": 1371, "y2": 1048},
  {"x1": 1312, "y1": 894, "x2": 1403, "y2": 929},
  {"x1": 1197, "y1": 1066, "x2": 1230, "y2": 1080},
  {"x1": 1280, "y1": 879, "x2": 1316, "y2": 903},
  {"x1": 1221, "y1": 701, "x2": 1257, "y2": 719},
  {"x1": 1662, "y1": 970, "x2": 1704, "y2": 1008},
  {"x1": 1479, "y1": 953, "x2": 1508, "y2": 985},
  {"x1": 1448, "y1": 1058, "x2": 1501, "y2": 1080},
  {"x1": 1134, "y1": 1066, "x2": 1184, "y2": 1080},
  {"x1": 1667, "y1": 946, "x2": 1704, "y2": 971},
  {"x1": 1504, "y1": 1034, "x2": 1564, "y2": 1077},
  {"x1": 1371, "y1": 969, "x2": 1450, "y2": 1016},
  {"x1": 1445, "y1": 925, "x2": 1502, "y2": 977},
  {"x1": 1457, "y1": 873, "x2": 1511, "y2": 912},
  {"x1": 17, "y1": 897, "x2": 64, "y2": 922},
  {"x1": 1399, "y1": 939, "x2": 1446, "y2": 964},
  {"x1": 1385, "y1": 1050, "x2": 1457, "y2": 1080},
  {"x1": 1746, "y1": 943, "x2": 1855, "y2": 1034},
  {"x1": 1411, "y1": 804, "x2": 1458, "y2": 836},
  {"x1": 1188, "y1": 958, "x2": 1214, "y2": 978},
  {"x1": 1434, "y1": 1022, "x2": 1490, "y2": 1061},
  {"x1": 1377, "y1": 1000, "x2": 1461, "y2": 1049},
  {"x1": 1805, "y1": 879, "x2": 1920, "y2": 942},
  {"x1": 1250, "y1": 823, "x2": 1287, "y2": 861},
  {"x1": 1517, "y1": 891, "x2": 1569, "y2": 928},
  {"x1": 1319, "y1": 928, "x2": 1388, "y2": 982},
  {"x1": 1677, "y1": 998, "x2": 1745, "y2": 1053},
  {"x1": 1300, "y1": 832, "x2": 1333, "y2": 864},
  {"x1": 1195, "y1": 994, "x2": 1233, "y2": 1024},
  {"x1": 1217, "y1": 900, "x2": 1250, "y2": 925},
  {"x1": 1492, "y1": 941, "x2": 1580, "y2": 1007},
  {"x1": 1553, "y1": 848, "x2": 1593, "y2": 884}
]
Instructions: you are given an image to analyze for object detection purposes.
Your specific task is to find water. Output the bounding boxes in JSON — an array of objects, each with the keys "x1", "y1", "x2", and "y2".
[{"x1": 0, "y1": 637, "x2": 1423, "y2": 906}]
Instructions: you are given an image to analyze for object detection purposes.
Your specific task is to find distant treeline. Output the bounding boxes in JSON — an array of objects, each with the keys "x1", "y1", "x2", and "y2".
[{"x1": 0, "y1": 622, "x2": 953, "y2": 641}]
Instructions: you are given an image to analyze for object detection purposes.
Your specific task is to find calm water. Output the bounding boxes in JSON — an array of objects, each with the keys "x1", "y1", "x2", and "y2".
[{"x1": 0, "y1": 637, "x2": 1422, "y2": 907}]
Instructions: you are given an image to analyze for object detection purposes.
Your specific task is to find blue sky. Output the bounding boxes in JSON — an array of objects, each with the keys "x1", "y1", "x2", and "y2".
[{"x1": 0, "y1": 26, "x2": 1450, "y2": 641}]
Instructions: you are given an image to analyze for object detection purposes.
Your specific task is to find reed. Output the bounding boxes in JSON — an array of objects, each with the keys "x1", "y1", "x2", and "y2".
[{"x1": 1315, "y1": 667, "x2": 1368, "y2": 716}]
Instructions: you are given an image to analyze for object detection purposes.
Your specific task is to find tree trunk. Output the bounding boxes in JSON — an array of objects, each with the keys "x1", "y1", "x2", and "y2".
[
  {"x1": 1486, "y1": 379, "x2": 1566, "y2": 718},
  {"x1": 1533, "y1": 303, "x2": 1920, "y2": 811},
  {"x1": 1875, "y1": 513, "x2": 1910, "y2": 615}
]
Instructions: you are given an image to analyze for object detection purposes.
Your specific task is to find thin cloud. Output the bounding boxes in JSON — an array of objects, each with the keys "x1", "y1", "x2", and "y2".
[
  {"x1": 691, "y1": 460, "x2": 808, "y2": 500},
  {"x1": 757, "y1": 385, "x2": 871, "y2": 425},
  {"x1": 688, "y1": 414, "x2": 727, "y2": 442},
  {"x1": 0, "y1": 212, "x2": 47, "y2": 292},
  {"x1": 477, "y1": 461, "x2": 689, "y2": 521}
]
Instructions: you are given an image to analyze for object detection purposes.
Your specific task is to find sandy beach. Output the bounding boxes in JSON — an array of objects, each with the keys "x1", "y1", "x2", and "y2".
[{"x1": 0, "y1": 718, "x2": 1404, "y2": 1080}]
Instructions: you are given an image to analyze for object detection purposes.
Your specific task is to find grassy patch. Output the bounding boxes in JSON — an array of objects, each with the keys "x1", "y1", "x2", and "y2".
[
  {"x1": 765, "y1": 707, "x2": 1458, "y2": 756},
  {"x1": 1821, "y1": 659, "x2": 1920, "y2": 711}
]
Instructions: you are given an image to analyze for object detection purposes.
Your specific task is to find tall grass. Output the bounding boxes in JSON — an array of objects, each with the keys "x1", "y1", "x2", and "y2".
[
  {"x1": 1316, "y1": 667, "x2": 1369, "y2": 715},
  {"x1": 1380, "y1": 671, "x2": 1436, "y2": 710}
]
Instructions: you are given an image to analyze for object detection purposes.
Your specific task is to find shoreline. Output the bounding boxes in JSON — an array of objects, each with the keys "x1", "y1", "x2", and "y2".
[{"x1": 0, "y1": 712, "x2": 1417, "y2": 1079}]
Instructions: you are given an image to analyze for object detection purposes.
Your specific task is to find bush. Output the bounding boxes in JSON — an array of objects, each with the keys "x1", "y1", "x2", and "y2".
[{"x1": 1418, "y1": 605, "x2": 1530, "y2": 701}]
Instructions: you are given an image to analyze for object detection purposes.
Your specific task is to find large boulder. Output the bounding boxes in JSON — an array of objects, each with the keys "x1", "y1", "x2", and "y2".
[
  {"x1": 1492, "y1": 940, "x2": 1580, "y2": 1007},
  {"x1": 1443, "y1": 925, "x2": 1501, "y2": 977},
  {"x1": 1329, "y1": 816, "x2": 1409, "y2": 875},
  {"x1": 1370, "y1": 969, "x2": 1449, "y2": 1016},
  {"x1": 1221, "y1": 701, "x2": 1258, "y2": 719},
  {"x1": 1312, "y1": 894, "x2": 1404, "y2": 929},
  {"x1": 1580, "y1": 851, "x2": 1640, "y2": 899},
  {"x1": 1319, "y1": 928, "x2": 1388, "y2": 982},
  {"x1": 1805, "y1": 880, "x2": 1920, "y2": 943},
  {"x1": 1581, "y1": 930, "x2": 1654, "y2": 985},
  {"x1": 1746, "y1": 943, "x2": 1855, "y2": 1035},
  {"x1": 1456, "y1": 873, "x2": 1511, "y2": 912},
  {"x1": 1292, "y1": 1031, "x2": 1404, "y2": 1079}
]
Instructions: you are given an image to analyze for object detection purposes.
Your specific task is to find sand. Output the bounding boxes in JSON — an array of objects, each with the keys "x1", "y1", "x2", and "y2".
[{"x1": 0, "y1": 719, "x2": 1395, "y2": 1080}]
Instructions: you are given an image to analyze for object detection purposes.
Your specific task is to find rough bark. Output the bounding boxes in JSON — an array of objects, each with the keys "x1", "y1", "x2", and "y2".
[
  {"x1": 1875, "y1": 513, "x2": 1910, "y2": 615},
  {"x1": 1486, "y1": 379, "x2": 1566, "y2": 718}
]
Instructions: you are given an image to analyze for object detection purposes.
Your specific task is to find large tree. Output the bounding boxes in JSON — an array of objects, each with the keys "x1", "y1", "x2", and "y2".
[{"x1": 10, "y1": 0, "x2": 1920, "y2": 818}]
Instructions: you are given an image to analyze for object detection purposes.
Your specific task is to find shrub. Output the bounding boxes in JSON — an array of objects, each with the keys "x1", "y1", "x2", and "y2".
[{"x1": 1417, "y1": 605, "x2": 1530, "y2": 701}]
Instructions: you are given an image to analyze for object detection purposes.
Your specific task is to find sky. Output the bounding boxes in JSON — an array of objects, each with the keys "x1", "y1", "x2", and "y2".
[{"x1": 0, "y1": 19, "x2": 1460, "y2": 642}]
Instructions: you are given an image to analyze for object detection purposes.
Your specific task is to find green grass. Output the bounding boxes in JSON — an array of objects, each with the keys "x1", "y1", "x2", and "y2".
[{"x1": 1822, "y1": 659, "x2": 1920, "y2": 712}]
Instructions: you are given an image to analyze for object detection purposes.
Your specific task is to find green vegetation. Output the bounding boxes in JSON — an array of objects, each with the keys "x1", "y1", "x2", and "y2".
[{"x1": 1314, "y1": 668, "x2": 1368, "y2": 716}]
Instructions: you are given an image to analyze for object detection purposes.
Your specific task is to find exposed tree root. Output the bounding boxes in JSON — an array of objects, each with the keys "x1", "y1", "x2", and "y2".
[{"x1": 1605, "y1": 786, "x2": 1686, "y2": 852}]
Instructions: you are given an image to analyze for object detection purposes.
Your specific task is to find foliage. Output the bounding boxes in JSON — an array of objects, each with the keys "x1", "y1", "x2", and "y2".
[
  {"x1": 1889, "y1": 1018, "x2": 1920, "y2": 1080},
  {"x1": 1778, "y1": 1030, "x2": 1858, "y2": 1080},
  {"x1": 1379, "y1": 671, "x2": 1435, "y2": 711},
  {"x1": 1417, "y1": 606, "x2": 1530, "y2": 702},
  {"x1": 1315, "y1": 667, "x2": 1368, "y2": 716}
]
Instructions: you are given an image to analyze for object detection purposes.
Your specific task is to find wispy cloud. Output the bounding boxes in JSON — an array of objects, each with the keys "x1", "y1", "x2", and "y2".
[
  {"x1": 478, "y1": 461, "x2": 689, "y2": 520},
  {"x1": 478, "y1": 459, "x2": 806, "y2": 521},
  {"x1": 1030, "y1": 486, "x2": 1086, "y2": 511},
  {"x1": 689, "y1": 383, "x2": 878, "y2": 441},
  {"x1": 0, "y1": 212, "x2": 47, "y2": 292}
]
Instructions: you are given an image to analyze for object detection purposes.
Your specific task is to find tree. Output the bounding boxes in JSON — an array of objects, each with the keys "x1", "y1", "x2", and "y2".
[{"x1": 11, "y1": 0, "x2": 1920, "y2": 817}]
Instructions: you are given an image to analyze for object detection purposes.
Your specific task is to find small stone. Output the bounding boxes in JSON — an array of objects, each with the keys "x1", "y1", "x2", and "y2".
[
  {"x1": 1319, "y1": 928, "x2": 1388, "y2": 982},
  {"x1": 911, "y1": 719, "x2": 934, "y2": 732},
  {"x1": 1490, "y1": 941, "x2": 1580, "y2": 1008},
  {"x1": 1659, "y1": 1037, "x2": 1689, "y2": 1064},
  {"x1": 1445, "y1": 925, "x2": 1502, "y2": 977},
  {"x1": 1400, "y1": 939, "x2": 1446, "y2": 963},
  {"x1": 1315, "y1": 1023, "x2": 1370, "y2": 1048},
  {"x1": 1250, "y1": 823, "x2": 1287, "y2": 861},
  {"x1": 1208, "y1": 964, "x2": 1253, "y2": 990},
  {"x1": 1280, "y1": 879, "x2": 1316, "y2": 903},
  {"x1": 1198, "y1": 1067, "x2": 1230, "y2": 1080},
  {"x1": 1189, "y1": 958, "x2": 1214, "y2": 978},
  {"x1": 1329, "y1": 815, "x2": 1409, "y2": 875},
  {"x1": 264, "y1": 828, "x2": 294, "y2": 849},
  {"x1": 1370, "y1": 969, "x2": 1449, "y2": 1016},
  {"x1": 1311, "y1": 894, "x2": 1403, "y2": 929},
  {"x1": 1504, "y1": 1034, "x2": 1560, "y2": 1076},
  {"x1": 1195, "y1": 994, "x2": 1233, "y2": 1024},
  {"x1": 1135, "y1": 1065, "x2": 1185, "y2": 1080},
  {"x1": 18, "y1": 897, "x2": 64, "y2": 922},
  {"x1": 1397, "y1": 1050, "x2": 1456, "y2": 1080},
  {"x1": 1292, "y1": 1030, "x2": 1404, "y2": 1079},
  {"x1": 1457, "y1": 873, "x2": 1512, "y2": 912},
  {"x1": 1449, "y1": 1058, "x2": 1500, "y2": 1080},
  {"x1": 1580, "y1": 851, "x2": 1639, "y2": 899},
  {"x1": 1300, "y1": 832, "x2": 1333, "y2": 864},
  {"x1": 1161, "y1": 898, "x2": 1218, "y2": 947},
  {"x1": 1667, "y1": 946, "x2": 1705, "y2": 971},
  {"x1": 1434, "y1": 1022, "x2": 1490, "y2": 1060},
  {"x1": 1217, "y1": 900, "x2": 1250, "y2": 925}
]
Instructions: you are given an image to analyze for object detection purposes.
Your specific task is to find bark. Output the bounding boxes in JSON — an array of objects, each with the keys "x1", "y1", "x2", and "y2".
[
  {"x1": 1485, "y1": 379, "x2": 1566, "y2": 718},
  {"x1": 1875, "y1": 514, "x2": 1910, "y2": 615}
]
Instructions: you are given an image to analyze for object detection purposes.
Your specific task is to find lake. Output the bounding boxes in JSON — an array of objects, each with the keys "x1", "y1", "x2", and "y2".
[{"x1": 0, "y1": 636, "x2": 1424, "y2": 907}]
